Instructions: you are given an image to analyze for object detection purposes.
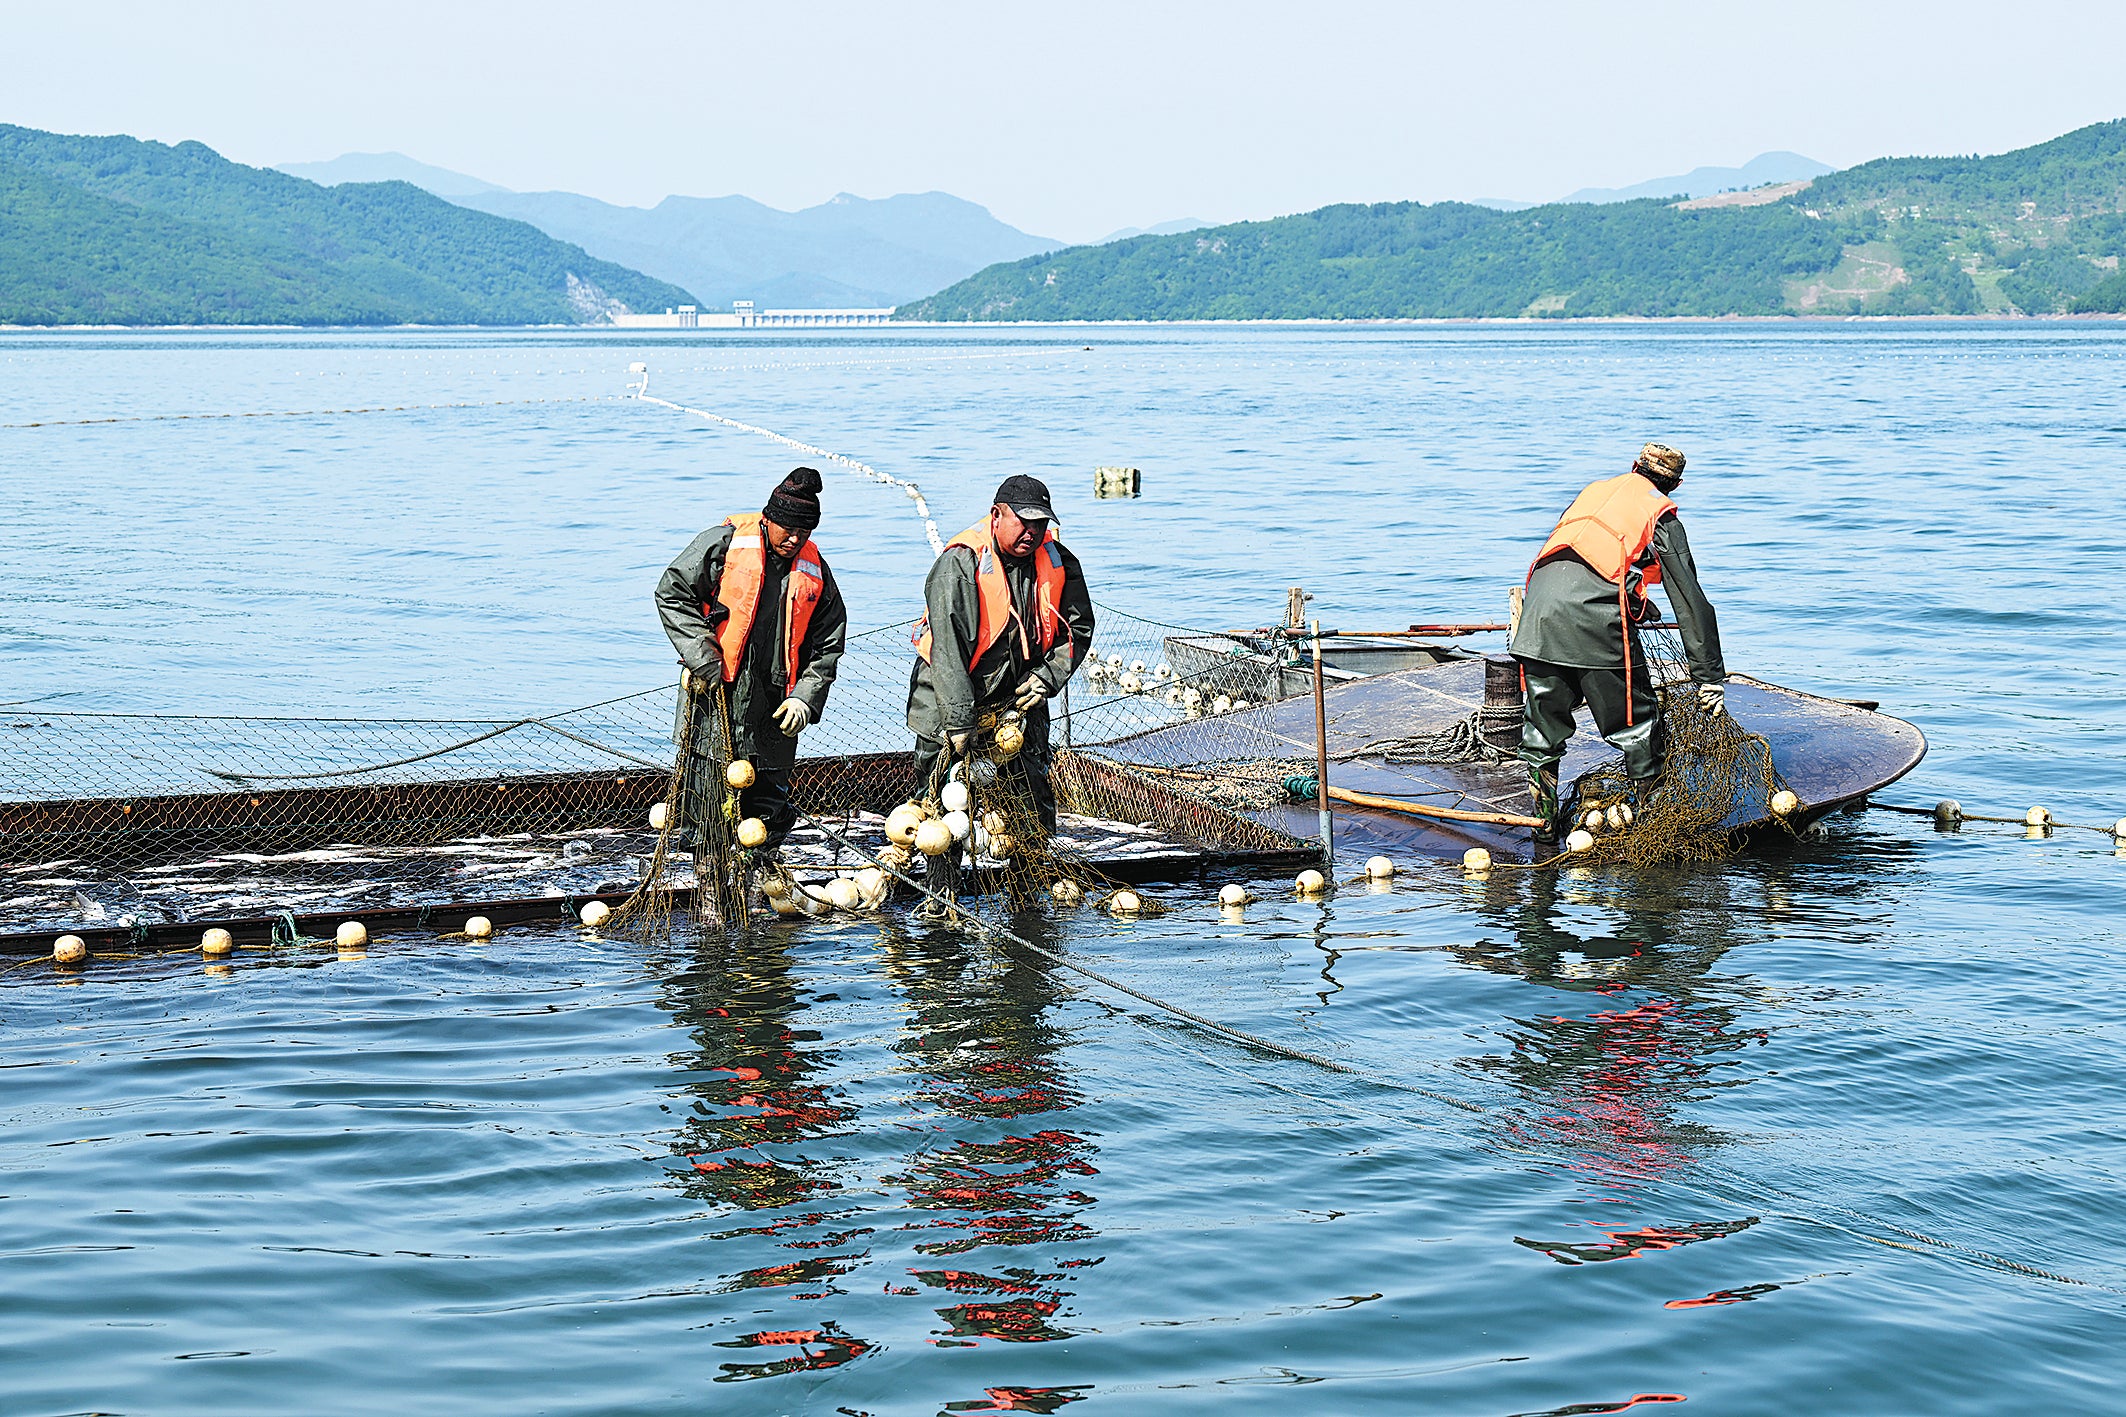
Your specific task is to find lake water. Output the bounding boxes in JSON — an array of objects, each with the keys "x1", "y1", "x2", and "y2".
[{"x1": 3, "y1": 324, "x2": 2124, "y2": 1414}]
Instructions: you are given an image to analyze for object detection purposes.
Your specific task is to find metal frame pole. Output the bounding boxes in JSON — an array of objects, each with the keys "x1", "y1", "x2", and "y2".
[{"x1": 1310, "y1": 617, "x2": 1332, "y2": 864}]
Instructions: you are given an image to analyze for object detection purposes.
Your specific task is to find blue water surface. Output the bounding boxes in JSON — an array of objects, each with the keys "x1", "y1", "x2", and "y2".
[{"x1": 2, "y1": 324, "x2": 2123, "y2": 1414}]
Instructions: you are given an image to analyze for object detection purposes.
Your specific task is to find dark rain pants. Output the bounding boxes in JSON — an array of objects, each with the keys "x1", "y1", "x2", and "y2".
[
  {"x1": 676, "y1": 679, "x2": 801, "y2": 852},
  {"x1": 1514, "y1": 659, "x2": 1666, "y2": 784}
]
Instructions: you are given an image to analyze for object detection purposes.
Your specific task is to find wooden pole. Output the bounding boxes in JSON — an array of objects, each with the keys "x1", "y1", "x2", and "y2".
[
  {"x1": 1319, "y1": 782, "x2": 1545, "y2": 831},
  {"x1": 1249, "y1": 622, "x2": 1677, "y2": 639},
  {"x1": 1311, "y1": 616, "x2": 1332, "y2": 863}
]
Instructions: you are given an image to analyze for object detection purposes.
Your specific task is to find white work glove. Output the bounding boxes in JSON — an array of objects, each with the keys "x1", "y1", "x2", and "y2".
[
  {"x1": 1696, "y1": 682, "x2": 1727, "y2": 716},
  {"x1": 945, "y1": 728, "x2": 977, "y2": 755},
  {"x1": 773, "y1": 697, "x2": 812, "y2": 736},
  {"x1": 1013, "y1": 674, "x2": 1050, "y2": 713}
]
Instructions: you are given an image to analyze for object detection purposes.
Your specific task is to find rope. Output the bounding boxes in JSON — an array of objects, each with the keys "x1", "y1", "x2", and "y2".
[
  {"x1": 200, "y1": 692, "x2": 680, "y2": 782},
  {"x1": 792, "y1": 805, "x2": 2123, "y2": 1293},
  {"x1": 0, "y1": 395, "x2": 620, "y2": 431},
  {"x1": 631, "y1": 370, "x2": 945, "y2": 556},
  {"x1": 795, "y1": 804, "x2": 1479, "y2": 1109},
  {"x1": 1868, "y1": 801, "x2": 2119, "y2": 836}
]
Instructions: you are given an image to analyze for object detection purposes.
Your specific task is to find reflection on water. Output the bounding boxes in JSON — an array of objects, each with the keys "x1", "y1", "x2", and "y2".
[
  {"x1": 881, "y1": 918, "x2": 1099, "y2": 1357},
  {"x1": 659, "y1": 937, "x2": 873, "y2": 1378},
  {"x1": 1459, "y1": 869, "x2": 1763, "y2": 1164},
  {"x1": 644, "y1": 914, "x2": 1103, "y2": 1393}
]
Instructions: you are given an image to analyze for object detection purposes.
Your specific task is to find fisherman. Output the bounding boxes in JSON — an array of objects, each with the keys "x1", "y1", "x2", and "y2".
[
  {"x1": 1511, "y1": 442, "x2": 1726, "y2": 845},
  {"x1": 655, "y1": 467, "x2": 848, "y2": 863},
  {"x1": 907, "y1": 475, "x2": 1096, "y2": 905}
]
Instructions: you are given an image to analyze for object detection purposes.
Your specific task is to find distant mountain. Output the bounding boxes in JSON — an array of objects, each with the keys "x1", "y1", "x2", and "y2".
[
  {"x1": 1563, "y1": 151, "x2": 1835, "y2": 204},
  {"x1": 442, "y1": 186, "x2": 1062, "y2": 309},
  {"x1": 1095, "y1": 218, "x2": 1213, "y2": 244},
  {"x1": 0, "y1": 126, "x2": 693, "y2": 325},
  {"x1": 903, "y1": 119, "x2": 2126, "y2": 320},
  {"x1": 275, "y1": 151, "x2": 507, "y2": 198}
]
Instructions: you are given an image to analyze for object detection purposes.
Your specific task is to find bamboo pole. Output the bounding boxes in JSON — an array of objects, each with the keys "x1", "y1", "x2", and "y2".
[{"x1": 1317, "y1": 782, "x2": 1544, "y2": 831}]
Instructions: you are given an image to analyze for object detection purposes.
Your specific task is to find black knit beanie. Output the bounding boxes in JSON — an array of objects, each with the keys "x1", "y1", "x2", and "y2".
[{"x1": 763, "y1": 467, "x2": 823, "y2": 531}]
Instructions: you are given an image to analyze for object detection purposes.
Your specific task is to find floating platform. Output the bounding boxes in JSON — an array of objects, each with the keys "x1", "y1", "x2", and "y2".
[
  {"x1": 0, "y1": 630, "x2": 1926, "y2": 954},
  {"x1": 1093, "y1": 654, "x2": 1926, "y2": 865},
  {"x1": 0, "y1": 749, "x2": 1313, "y2": 956}
]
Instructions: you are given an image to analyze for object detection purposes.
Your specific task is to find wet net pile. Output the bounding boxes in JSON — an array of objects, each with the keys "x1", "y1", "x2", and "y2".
[
  {"x1": 1553, "y1": 627, "x2": 1791, "y2": 867},
  {"x1": 0, "y1": 606, "x2": 1316, "y2": 938}
]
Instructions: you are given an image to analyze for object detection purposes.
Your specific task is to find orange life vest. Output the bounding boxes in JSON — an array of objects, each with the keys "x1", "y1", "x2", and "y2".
[
  {"x1": 1526, "y1": 470, "x2": 1679, "y2": 727},
  {"x1": 1528, "y1": 471, "x2": 1677, "y2": 610},
  {"x1": 711, "y1": 512, "x2": 824, "y2": 687},
  {"x1": 912, "y1": 521, "x2": 1070, "y2": 670}
]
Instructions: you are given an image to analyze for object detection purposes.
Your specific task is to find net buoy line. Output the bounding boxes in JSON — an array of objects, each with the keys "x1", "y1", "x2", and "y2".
[
  {"x1": 0, "y1": 395, "x2": 625, "y2": 430},
  {"x1": 198, "y1": 347, "x2": 1072, "y2": 383},
  {"x1": 787, "y1": 807, "x2": 2126, "y2": 1299},
  {"x1": 1868, "y1": 800, "x2": 2125, "y2": 839},
  {"x1": 629, "y1": 368, "x2": 946, "y2": 555},
  {"x1": 0, "y1": 348, "x2": 1079, "y2": 429}
]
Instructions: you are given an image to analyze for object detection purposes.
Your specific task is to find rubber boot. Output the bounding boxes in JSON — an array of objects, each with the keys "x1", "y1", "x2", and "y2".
[
  {"x1": 1528, "y1": 765, "x2": 1561, "y2": 845},
  {"x1": 1632, "y1": 775, "x2": 1665, "y2": 817}
]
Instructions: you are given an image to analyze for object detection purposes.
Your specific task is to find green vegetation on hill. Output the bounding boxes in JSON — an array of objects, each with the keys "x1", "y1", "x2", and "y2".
[
  {"x1": 905, "y1": 120, "x2": 2126, "y2": 321},
  {"x1": 0, "y1": 126, "x2": 696, "y2": 325}
]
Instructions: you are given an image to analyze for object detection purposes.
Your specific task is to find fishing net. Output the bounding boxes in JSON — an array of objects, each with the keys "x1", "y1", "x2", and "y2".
[
  {"x1": 0, "y1": 592, "x2": 1785, "y2": 944},
  {"x1": 0, "y1": 605, "x2": 1315, "y2": 942},
  {"x1": 1551, "y1": 627, "x2": 1792, "y2": 868}
]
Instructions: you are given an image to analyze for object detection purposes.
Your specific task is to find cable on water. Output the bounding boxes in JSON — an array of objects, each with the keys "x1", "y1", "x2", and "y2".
[
  {"x1": 790, "y1": 803, "x2": 1478, "y2": 1111},
  {"x1": 781, "y1": 803, "x2": 2126, "y2": 1296},
  {"x1": 630, "y1": 367, "x2": 946, "y2": 555}
]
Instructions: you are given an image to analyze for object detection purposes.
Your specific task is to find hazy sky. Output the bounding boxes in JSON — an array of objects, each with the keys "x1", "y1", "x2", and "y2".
[{"x1": 8, "y1": 1, "x2": 2125, "y2": 242}]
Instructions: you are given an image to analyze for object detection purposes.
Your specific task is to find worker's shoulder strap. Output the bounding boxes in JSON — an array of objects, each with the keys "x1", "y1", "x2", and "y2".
[{"x1": 721, "y1": 512, "x2": 764, "y2": 553}]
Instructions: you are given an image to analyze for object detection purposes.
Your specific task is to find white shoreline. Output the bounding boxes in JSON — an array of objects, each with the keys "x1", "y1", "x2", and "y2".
[{"x1": 3, "y1": 312, "x2": 2124, "y2": 333}]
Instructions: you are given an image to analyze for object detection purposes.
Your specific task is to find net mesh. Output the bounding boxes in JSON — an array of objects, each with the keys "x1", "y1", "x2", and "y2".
[
  {"x1": 0, "y1": 601, "x2": 1786, "y2": 940},
  {"x1": 0, "y1": 607, "x2": 1314, "y2": 938}
]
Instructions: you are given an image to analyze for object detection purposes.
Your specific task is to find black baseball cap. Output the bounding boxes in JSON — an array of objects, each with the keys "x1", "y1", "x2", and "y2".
[{"x1": 992, "y1": 475, "x2": 1055, "y2": 522}]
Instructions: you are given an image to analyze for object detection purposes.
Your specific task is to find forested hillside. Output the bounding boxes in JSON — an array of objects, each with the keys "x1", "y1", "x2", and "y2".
[
  {"x1": 905, "y1": 120, "x2": 2126, "y2": 320},
  {"x1": 0, "y1": 126, "x2": 694, "y2": 325}
]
